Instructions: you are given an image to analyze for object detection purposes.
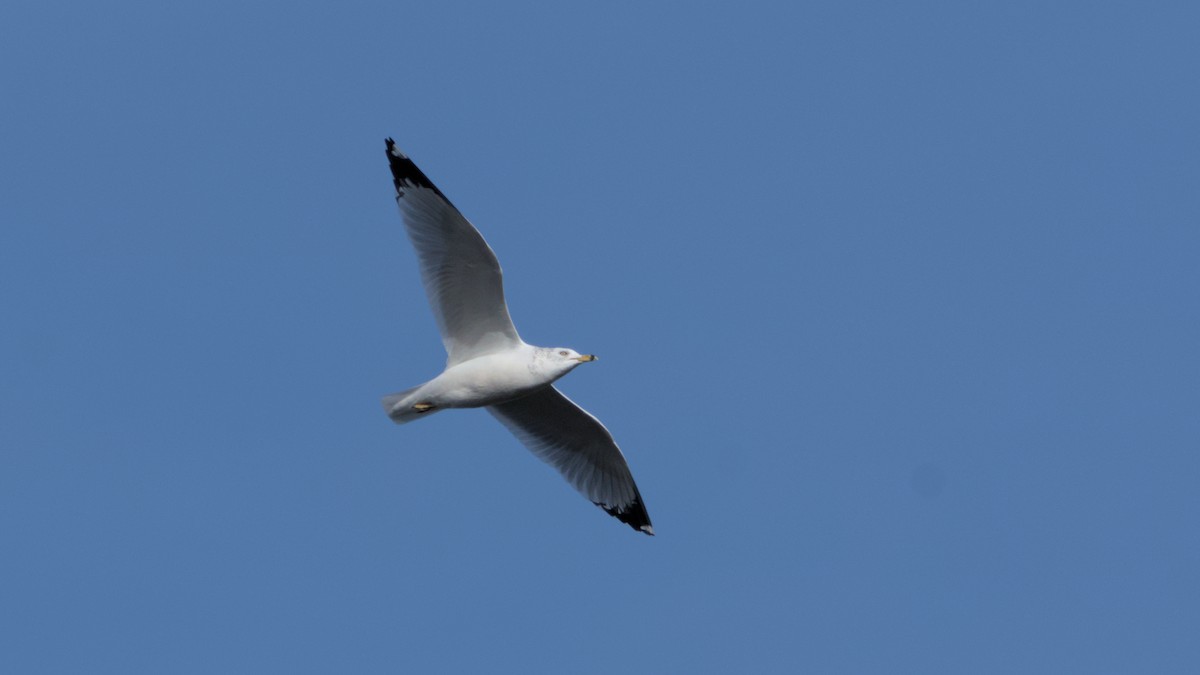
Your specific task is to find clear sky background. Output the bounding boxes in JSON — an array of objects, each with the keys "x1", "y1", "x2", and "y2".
[{"x1": 2, "y1": 2, "x2": 1198, "y2": 673}]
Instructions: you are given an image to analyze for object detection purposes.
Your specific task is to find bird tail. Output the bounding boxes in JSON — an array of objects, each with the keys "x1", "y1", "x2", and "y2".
[{"x1": 381, "y1": 384, "x2": 436, "y2": 424}]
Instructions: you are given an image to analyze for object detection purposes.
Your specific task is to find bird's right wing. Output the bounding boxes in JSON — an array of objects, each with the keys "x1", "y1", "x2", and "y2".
[
  {"x1": 488, "y1": 386, "x2": 654, "y2": 535},
  {"x1": 386, "y1": 139, "x2": 523, "y2": 365}
]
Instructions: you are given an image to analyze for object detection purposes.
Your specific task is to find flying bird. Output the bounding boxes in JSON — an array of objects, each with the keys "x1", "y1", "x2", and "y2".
[{"x1": 380, "y1": 139, "x2": 653, "y2": 535}]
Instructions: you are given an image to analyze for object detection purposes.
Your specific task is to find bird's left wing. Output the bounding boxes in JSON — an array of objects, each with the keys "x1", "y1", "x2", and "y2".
[
  {"x1": 386, "y1": 139, "x2": 522, "y2": 366},
  {"x1": 487, "y1": 386, "x2": 654, "y2": 535}
]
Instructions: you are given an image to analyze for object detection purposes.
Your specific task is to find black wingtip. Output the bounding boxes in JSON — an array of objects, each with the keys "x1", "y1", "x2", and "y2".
[
  {"x1": 383, "y1": 137, "x2": 451, "y2": 204},
  {"x1": 600, "y1": 498, "x2": 655, "y2": 536}
]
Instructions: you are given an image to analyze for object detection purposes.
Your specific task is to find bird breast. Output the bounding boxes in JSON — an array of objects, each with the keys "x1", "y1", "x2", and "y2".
[{"x1": 429, "y1": 350, "x2": 553, "y2": 408}]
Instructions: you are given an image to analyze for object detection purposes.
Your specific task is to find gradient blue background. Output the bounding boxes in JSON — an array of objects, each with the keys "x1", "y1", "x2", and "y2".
[{"x1": 2, "y1": 2, "x2": 1198, "y2": 672}]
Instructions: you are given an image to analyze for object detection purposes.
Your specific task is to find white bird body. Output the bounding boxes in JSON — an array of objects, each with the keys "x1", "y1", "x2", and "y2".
[
  {"x1": 380, "y1": 139, "x2": 653, "y2": 535},
  {"x1": 383, "y1": 345, "x2": 586, "y2": 420}
]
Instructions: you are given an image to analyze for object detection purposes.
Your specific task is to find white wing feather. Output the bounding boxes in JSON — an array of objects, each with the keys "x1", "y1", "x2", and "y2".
[
  {"x1": 488, "y1": 386, "x2": 654, "y2": 534},
  {"x1": 386, "y1": 140, "x2": 523, "y2": 365}
]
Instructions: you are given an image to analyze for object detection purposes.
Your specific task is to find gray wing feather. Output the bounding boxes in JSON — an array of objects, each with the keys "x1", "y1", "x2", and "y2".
[
  {"x1": 386, "y1": 140, "x2": 522, "y2": 365},
  {"x1": 488, "y1": 386, "x2": 654, "y2": 535}
]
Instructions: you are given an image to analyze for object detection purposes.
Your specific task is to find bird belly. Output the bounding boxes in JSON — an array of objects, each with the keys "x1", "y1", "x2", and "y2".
[{"x1": 425, "y1": 352, "x2": 548, "y2": 409}]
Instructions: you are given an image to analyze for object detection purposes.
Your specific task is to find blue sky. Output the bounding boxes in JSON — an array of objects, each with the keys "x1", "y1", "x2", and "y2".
[{"x1": 2, "y1": 1, "x2": 1198, "y2": 672}]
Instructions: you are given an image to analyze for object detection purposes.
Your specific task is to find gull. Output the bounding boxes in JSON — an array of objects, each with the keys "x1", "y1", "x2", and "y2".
[{"x1": 380, "y1": 139, "x2": 653, "y2": 535}]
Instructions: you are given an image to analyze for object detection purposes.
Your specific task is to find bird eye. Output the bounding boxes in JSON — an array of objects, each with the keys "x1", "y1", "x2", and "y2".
[{"x1": 559, "y1": 351, "x2": 569, "y2": 356}]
